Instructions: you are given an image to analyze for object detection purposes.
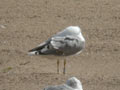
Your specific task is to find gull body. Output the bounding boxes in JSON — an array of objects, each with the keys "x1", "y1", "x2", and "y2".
[
  {"x1": 28, "y1": 26, "x2": 85, "y2": 56},
  {"x1": 44, "y1": 77, "x2": 83, "y2": 90}
]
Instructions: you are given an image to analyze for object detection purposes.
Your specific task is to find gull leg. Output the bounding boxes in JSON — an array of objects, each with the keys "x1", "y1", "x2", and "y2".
[
  {"x1": 57, "y1": 59, "x2": 59, "y2": 74},
  {"x1": 63, "y1": 59, "x2": 66, "y2": 74}
]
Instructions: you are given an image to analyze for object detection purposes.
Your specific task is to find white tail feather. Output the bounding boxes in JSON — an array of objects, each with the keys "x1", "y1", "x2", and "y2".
[{"x1": 28, "y1": 51, "x2": 37, "y2": 56}]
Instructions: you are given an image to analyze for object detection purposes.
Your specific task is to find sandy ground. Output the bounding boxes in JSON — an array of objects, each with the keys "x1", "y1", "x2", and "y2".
[{"x1": 0, "y1": 0, "x2": 120, "y2": 90}]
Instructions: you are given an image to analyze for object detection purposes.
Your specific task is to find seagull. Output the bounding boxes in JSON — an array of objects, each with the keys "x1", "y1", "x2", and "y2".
[
  {"x1": 44, "y1": 77, "x2": 83, "y2": 90},
  {"x1": 28, "y1": 26, "x2": 85, "y2": 74}
]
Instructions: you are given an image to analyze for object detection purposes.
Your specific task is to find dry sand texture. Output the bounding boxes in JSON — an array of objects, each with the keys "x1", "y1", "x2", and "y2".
[{"x1": 0, "y1": 0, "x2": 120, "y2": 90}]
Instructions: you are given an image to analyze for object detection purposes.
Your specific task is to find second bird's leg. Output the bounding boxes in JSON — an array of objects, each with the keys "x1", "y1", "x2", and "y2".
[
  {"x1": 63, "y1": 59, "x2": 66, "y2": 74},
  {"x1": 57, "y1": 59, "x2": 59, "y2": 74}
]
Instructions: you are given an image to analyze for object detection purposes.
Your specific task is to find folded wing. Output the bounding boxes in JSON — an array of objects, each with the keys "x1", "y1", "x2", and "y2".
[{"x1": 28, "y1": 35, "x2": 84, "y2": 56}]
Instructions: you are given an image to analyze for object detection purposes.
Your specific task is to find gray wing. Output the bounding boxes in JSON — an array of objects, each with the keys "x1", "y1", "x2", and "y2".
[
  {"x1": 29, "y1": 35, "x2": 85, "y2": 56},
  {"x1": 44, "y1": 84, "x2": 73, "y2": 90},
  {"x1": 50, "y1": 35, "x2": 85, "y2": 56}
]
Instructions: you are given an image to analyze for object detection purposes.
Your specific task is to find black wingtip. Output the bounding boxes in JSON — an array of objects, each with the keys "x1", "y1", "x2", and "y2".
[
  {"x1": 28, "y1": 48, "x2": 34, "y2": 52},
  {"x1": 28, "y1": 46, "x2": 42, "y2": 52},
  {"x1": 28, "y1": 49, "x2": 34, "y2": 52}
]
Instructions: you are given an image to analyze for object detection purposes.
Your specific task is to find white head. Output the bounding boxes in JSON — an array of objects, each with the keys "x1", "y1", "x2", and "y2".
[
  {"x1": 66, "y1": 77, "x2": 83, "y2": 90},
  {"x1": 65, "y1": 26, "x2": 81, "y2": 35}
]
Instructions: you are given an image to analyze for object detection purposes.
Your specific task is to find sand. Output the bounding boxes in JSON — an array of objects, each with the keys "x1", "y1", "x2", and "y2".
[{"x1": 0, "y1": 0, "x2": 120, "y2": 90}]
